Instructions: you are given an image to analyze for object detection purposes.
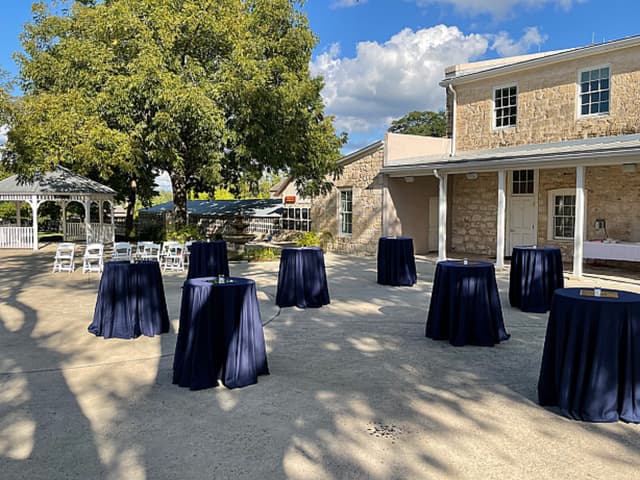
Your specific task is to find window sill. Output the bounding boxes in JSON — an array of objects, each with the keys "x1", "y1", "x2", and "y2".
[{"x1": 577, "y1": 113, "x2": 610, "y2": 121}]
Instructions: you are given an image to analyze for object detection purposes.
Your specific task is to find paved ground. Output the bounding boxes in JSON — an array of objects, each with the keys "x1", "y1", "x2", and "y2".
[{"x1": 0, "y1": 245, "x2": 639, "y2": 479}]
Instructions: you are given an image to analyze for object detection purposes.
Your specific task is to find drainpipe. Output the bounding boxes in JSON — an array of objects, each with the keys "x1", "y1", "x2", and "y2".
[
  {"x1": 433, "y1": 169, "x2": 447, "y2": 261},
  {"x1": 447, "y1": 84, "x2": 457, "y2": 157}
]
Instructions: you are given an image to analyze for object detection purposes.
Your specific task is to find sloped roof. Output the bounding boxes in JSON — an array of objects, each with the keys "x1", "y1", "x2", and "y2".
[
  {"x1": 140, "y1": 199, "x2": 283, "y2": 217},
  {"x1": 0, "y1": 166, "x2": 116, "y2": 195}
]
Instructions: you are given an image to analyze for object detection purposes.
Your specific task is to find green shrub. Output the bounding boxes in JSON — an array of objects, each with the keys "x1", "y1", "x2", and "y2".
[
  {"x1": 247, "y1": 247, "x2": 279, "y2": 262},
  {"x1": 294, "y1": 231, "x2": 333, "y2": 249},
  {"x1": 167, "y1": 224, "x2": 201, "y2": 242}
]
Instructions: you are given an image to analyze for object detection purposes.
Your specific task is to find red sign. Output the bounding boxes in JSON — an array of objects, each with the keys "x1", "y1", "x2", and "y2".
[{"x1": 284, "y1": 195, "x2": 296, "y2": 204}]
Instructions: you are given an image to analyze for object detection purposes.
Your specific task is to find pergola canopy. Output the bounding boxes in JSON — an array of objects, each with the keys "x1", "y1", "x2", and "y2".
[{"x1": 0, "y1": 166, "x2": 117, "y2": 250}]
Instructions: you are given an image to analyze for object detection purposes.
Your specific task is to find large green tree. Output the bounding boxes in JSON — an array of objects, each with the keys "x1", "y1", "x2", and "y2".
[
  {"x1": 5, "y1": 0, "x2": 344, "y2": 230},
  {"x1": 388, "y1": 110, "x2": 447, "y2": 137}
]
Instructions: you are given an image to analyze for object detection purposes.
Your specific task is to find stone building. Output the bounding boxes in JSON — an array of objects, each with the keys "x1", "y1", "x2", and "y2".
[{"x1": 382, "y1": 34, "x2": 640, "y2": 277}]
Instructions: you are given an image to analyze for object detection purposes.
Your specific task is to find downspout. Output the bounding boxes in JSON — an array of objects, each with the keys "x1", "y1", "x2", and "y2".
[{"x1": 447, "y1": 84, "x2": 457, "y2": 157}]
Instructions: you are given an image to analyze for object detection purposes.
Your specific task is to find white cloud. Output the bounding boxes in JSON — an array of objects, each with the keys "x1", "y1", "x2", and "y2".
[
  {"x1": 155, "y1": 171, "x2": 172, "y2": 192},
  {"x1": 311, "y1": 25, "x2": 489, "y2": 134},
  {"x1": 330, "y1": 0, "x2": 368, "y2": 8},
  {"x1": 491, "y1": 27, "x2": 547, "y2": 56},
  {"x1": 414, "y1": 0, "x2": 586, "y2": 17}
]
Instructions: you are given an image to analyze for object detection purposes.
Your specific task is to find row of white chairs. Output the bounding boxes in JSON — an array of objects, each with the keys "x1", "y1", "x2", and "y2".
[{"x1": 53, "y1": 241, "x2": 193, "y2": 274}]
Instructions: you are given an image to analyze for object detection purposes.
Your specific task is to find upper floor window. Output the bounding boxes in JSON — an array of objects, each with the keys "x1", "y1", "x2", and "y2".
[
  {"x1": 494, "y1": 84, "x2": 517, "y2": 128},
  {"x1": 339, "y1": 188, "x2": 352, "y2": 236},
  {"x1": 579, "y1": 66, "x2": 610, "y2": 116}
]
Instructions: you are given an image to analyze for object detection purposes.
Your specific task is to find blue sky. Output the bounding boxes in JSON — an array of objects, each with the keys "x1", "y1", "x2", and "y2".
[{"x1": 1, "y1": 0, "x2": 638, "y2": 159}]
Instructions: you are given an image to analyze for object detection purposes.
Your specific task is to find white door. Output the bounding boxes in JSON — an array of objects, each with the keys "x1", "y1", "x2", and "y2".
[
  {"x1": 428, "y1": 196, "x2": 439, "y2": 252},
  {"x1": 507, "y1": 170, "x2": 537, "y2": 251}
]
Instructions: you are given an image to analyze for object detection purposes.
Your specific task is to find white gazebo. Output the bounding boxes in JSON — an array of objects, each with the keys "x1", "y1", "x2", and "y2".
[{"x1": 0, "y1": 166, "x2": 117, "y2": 250}]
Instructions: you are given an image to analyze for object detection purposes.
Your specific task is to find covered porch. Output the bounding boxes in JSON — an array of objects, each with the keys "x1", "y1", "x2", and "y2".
[
  {"x1": 0, "y1": 167, "x2": 117, "y2": 250},
  {"x1": 381, "y1": 133, "x2": 640, "y2": 278}
]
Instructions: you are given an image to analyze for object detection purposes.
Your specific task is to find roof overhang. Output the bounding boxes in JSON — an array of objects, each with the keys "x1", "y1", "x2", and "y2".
[
  {"x1": 381, "y1": 145, "x2": 640, "y2": 177},
  {"x1": 440, "y1": 34, "x2": 640, "y2": 87}
]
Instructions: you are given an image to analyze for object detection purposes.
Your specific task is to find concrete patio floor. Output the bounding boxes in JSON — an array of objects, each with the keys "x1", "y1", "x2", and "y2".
[{"x1": 0, "y1": 245, "x2": 639, "y2": 479}]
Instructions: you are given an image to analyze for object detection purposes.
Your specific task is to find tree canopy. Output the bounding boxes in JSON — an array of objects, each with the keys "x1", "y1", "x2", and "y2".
[
  {"x1": 388, "y1": 110, "x2": 446, "y2": 137},
  {"x1": 4, "y1": 0, "x2": 345, "y2": 229}
]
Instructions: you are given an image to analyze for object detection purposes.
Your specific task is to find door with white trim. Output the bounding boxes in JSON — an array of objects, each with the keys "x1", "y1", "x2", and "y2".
[{"x1": 507, "y1": 169, "x2": 537, "y2": 252}]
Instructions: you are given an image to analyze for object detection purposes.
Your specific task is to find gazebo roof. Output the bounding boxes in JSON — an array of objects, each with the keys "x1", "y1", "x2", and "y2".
[{"x1": 0, "y1": 166, "x2": 116, "y2": 196}]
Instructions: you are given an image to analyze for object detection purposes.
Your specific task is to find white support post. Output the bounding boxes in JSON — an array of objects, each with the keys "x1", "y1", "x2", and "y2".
[
  {"x1": 436, "y1": 171, "x2": 448, "y2": 261},
  {"x1": 381, "y1": 174, "x2": 389, "y2": 237},
  {"x1": 61, "y1": 201, "x2": 67, "y2": 241},
  {"x1": 496, "y1": 170, "x2": 506, "y2": 269},
  {"x1": 109, "y1": 201, "x2": 115, "y2": 244},
  {"x1": 31, "y1": 195, "x2": 39, "y2": 251},
  {"x1": 573, "y1": 166, "x2": 585, "y2": 278},
  {"x1": 15, "y1": 201, "x2": 21, "y2": 227},
  {"x1": 84, "y1": 199, "x2": 91, "y2": 243}
]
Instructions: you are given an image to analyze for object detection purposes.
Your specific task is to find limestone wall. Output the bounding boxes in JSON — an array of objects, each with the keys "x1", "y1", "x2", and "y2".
[
  {"x1": 312, "y1": 148, "x2": 384, "y2": 255},
  {"x1": 454, "y1": 47, "x2": 640, "y2": 151}
]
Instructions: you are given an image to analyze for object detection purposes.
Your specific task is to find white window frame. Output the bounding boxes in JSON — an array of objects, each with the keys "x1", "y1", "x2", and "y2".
[
  {"x1": 576, "y1": 64, "x2": 611, "y2": 119},
  {"x1": 547, "y1": 188, "x2": 585, "y2": 241},
  {"x1": 492, "y1": 82, "x2": 518, "y2": 130},
  {"x1": 338, "y1": 188, "x2": 353, "y2": 237}
]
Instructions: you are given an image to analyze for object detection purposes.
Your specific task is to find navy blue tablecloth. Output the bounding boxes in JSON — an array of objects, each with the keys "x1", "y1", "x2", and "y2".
[
  {"x1": 173, "y1": 277, "x2": 269, "y2": 390},
  {"x1": 275, "y1": 247, "x2": 330, "y2": 308},
  {"x1": 426, "y1": 260, "x2": 509, "y2": 346},
  {"x1": 538, "y1": 288, "x2": 640, "y2": 423},
  {"x1": 187, "y1": 241, "x2": 229, "y2": 279},
  {"x1": 509, "y1": 246, "x2": 564, "y2": 313},
  {"x1": 377, "y1": 237, "x2": 417, "y2": 286},
  {"x1": 88, "y1": 261, "x2": 170, "y2": 339}
]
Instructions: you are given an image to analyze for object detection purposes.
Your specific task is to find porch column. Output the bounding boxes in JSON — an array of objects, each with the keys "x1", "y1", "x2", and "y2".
[
  {"x1": 84, "y1": 199, "x2": 91, "y2": 243},
  {"x1": 381, "y1": 174, "x2": 389, "y2": 237},
  {"x1": 30, "y1": 194, "x2": 39, "y2": 251},
  {"x1": 436, "y1": 171, "x2": 447, "y2": 261},
  {"x1": 496, "y1": 170, "x2": 506, "y2": 269},
  {"x1": 573, "y1": 165, "x2": 586, "y2": 277}
]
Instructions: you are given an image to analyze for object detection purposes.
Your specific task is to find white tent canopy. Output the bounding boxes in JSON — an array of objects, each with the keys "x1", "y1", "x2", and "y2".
[{"x1": 0, "y1": 166, "x2": 117, "y2": 250}]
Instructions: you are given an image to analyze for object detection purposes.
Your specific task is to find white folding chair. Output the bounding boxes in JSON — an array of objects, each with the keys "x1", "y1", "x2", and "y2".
[
  {"x1": 52, "y1": 243, "x2": 76, "y2": 273},
  {"x1": 162, "y1": 243, "x2": 185, "y2": 272},
  {"x1": 140, "y1": 242, "x2": 161, "y2": 262},
  {"x1": 82, "y1": 243, "x2": 104, "y2": 273},
  {"x1": 184, "y1": 240, "x2": 194, "y2": 268},
  {"x1": 112, "y1": 242, "x2": 132, "y2": 261},
  {"x1": 135, "y1": 241, "x2": 153, "y2": 259}
]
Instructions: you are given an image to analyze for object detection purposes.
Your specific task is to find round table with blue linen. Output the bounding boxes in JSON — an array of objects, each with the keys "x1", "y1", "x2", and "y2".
[
  {"x1": 509, "y1": 246, "x2": 564, "y2": 313},
  {"x1": 377, "y1": 237, "x2": 417, "y2": 286},
  {"x1": 426, "y1": 260, "x2": 509, "y2": 346},
  {"x1": 186, "y1": 241, "x2": 230, "y2": 279},
  {"x1": 538, "y1": 287, "x2": 640, "y2": 423},
  {"x1": 88, "y1": 261, "x2": 170, "y2": 339},
  {"x1": 173, "y1": 277, "x2": 269, "y2": 390},
  {"x1": 275, "y1": 247, "x2": 330, "y2": 308}
]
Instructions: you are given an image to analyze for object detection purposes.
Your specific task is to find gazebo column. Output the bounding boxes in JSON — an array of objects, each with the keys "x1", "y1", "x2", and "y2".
[
  {"x1": 496, "y1": 170, "x2": 506, "y2": 269},
  {"x1": 573, "y1": 166, "x2": 586, "y2": 278},
  {"x1": 15, "y1": 201, "x2": 21, "y2": 226},
  {"x1": 98, "y1": 200, "x2": 104, "y2": 244},
  {"x1": 109, "y1": 201, "x2": 115, "y2": 244},
  {"x1": 84, "y1": 199, "x2": 91, "y2": 243},
  {"x1": 61, "y1": 201, "x2": 67, "y2": 241},
  {"x1": 29, "y1": 194, "x2": 39, "y2": 251}
]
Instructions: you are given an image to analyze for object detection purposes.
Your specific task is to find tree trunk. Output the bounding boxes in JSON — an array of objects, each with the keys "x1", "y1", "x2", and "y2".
[
  {"x1": 125, "y1": 184, "x2": 137, "y2": 238},
  {"x1": 171, "y1": 172, "x2": 188, "y2": 229}
]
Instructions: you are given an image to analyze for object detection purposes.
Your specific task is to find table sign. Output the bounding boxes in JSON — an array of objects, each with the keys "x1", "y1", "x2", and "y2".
[{"x1": 579, "y1": 289, "x2": 618, "y2": 298}]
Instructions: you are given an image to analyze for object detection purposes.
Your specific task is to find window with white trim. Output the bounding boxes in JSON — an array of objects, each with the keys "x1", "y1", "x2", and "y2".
[
  {"x1": 579, "y1": 66, "x2": 610, "y2": 116},
  {"x1": 548, "y1": 189, "x2": 576, "y2": 240},
  {"x1": 339, "y1": 189, "x2": 352, "y2": 236},
  {"x1": 494, "y1": 84, "x2": 517, "y2": 128}
]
